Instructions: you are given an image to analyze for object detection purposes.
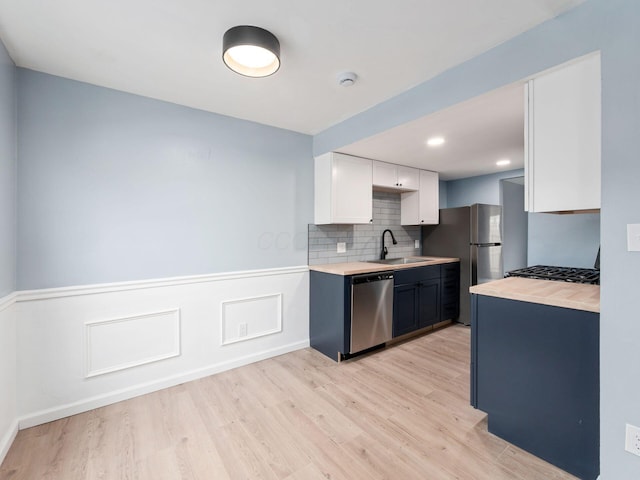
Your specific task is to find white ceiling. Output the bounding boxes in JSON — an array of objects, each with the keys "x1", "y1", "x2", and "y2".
[
  {"x1": 339, "y1": 82, "x2": 526, "y2": 180},
  {"x1": 0, "y1": 0, "x2": 583, "y2": 137}
]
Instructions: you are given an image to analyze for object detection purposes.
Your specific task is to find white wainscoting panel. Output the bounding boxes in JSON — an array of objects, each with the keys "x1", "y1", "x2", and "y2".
[
  {"x1": 85, "y1": 309, "x2": 181, "y2": 378},
  {"x1": 221, "y1": 294, "x2": 282, "y2": 345},
  {"x1": 0, "y1": 294, "x2": 18, "y2": 465},
  {"x1": 15, "y1": 266, "x2": 309, "y2": 428}
]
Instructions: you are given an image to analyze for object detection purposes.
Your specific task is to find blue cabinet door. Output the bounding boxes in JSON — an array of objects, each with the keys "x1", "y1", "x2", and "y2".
[
  {"x1": 418, "y1": 278, "x2": 440, "y2": 328},
  {"x1": 393, "y1": 283, "x2": 419, "y2": 337}
]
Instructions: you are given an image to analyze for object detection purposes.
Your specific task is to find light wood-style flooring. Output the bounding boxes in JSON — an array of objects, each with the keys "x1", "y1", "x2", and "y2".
[{"x1": 0, "y1": 325, "x2": 576, "y2": 479}]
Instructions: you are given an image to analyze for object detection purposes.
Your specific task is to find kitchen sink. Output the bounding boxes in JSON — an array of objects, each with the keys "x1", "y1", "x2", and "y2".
[{"x1": 366, "y1": 257, "x2": 431, "y2": 265}]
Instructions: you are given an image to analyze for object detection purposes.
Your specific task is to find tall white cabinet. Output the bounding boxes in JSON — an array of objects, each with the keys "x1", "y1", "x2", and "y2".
[
  {"x1": 314, "y1": 152, "x2": 373, "y2": 224},
  {"x1": 525, "y1": 53, "x2": 601, "y2": 213}
]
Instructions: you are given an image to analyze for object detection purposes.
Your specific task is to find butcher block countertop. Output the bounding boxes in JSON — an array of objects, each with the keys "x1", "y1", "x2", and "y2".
[
  {"x1": 308, "y1": 256, "x2": 459, "y2": 276},
  {"x1": 470, "y1": 277, "x2": 600, "y2": 313}
]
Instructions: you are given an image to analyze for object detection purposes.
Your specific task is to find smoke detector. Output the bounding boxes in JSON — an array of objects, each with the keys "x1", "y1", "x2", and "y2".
[{"x1": 337, "y1": 72, "x2": 357, "y2": 87}]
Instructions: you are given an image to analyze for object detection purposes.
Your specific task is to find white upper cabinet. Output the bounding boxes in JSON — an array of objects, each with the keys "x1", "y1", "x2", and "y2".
[
  {"x1": 401, "y1": 170, "x2": 439, "y2": 225},
  {"x1": 525, "y1": 53, "x2": 601, "y2": 213},
  {"x1": 372, "y1": 160, "x2": 419, "y2": 191},
  {"x1": 314, "y1": 152, "x2": 373, "y2": 224}
]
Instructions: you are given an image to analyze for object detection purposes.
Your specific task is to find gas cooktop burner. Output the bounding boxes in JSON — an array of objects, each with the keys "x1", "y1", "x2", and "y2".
[{"x1": 505, "y1": 265, "x2": 600, "y2": 285}]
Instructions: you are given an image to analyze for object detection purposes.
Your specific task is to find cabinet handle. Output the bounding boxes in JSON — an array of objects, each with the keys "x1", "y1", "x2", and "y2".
[
  {"x1": 370, "y1": 219, "x2": 373, "y2": 223},
  {"x1": 421, "y1": 220, "x2": 424, "y2": 223}
]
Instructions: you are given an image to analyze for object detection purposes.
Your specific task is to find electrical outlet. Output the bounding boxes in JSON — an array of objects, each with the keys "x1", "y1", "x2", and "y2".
[
  {"x1": 238, "y1": 323, "x2": 248, "y2": 338},
  {"x1": 337, "y1": 242, "x2": 346, "y2": 253},
  {"x1": 625, "y1": 424, "x2": 640, "y2": 456},
  {"x1": 414, "y1": 240, "x2": 420, "y2": 249}
]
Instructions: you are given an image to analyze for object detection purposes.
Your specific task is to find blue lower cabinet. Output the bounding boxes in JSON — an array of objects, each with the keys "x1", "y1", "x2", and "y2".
[
  {"x1": 310, "y1": 262, "x2": 460, "y2": 361},
  {"x1": 471, "y1": 294, "x2": 599, "y2": 480},
  {"x1": 393, "y1": 265, "x2": 442, "y2": 337},
  {"x1": 441, "y1": 262, "x2": 460, "y2": 321},
  {"x1": 309, "y1": 271, "x2": 350, "y2": 361}
]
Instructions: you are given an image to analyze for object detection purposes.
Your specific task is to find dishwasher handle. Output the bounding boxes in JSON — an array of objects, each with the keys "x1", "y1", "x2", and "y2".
[{"x1": 351, "y1": 272, "x2": 394, "y2": 285}]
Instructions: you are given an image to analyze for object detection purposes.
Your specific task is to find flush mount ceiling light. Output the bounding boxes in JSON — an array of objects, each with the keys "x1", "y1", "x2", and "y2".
[
  {"x1": 496, "y1": 159, "x2": 511, "y2": 166},
  {"x1": 426, "y1": 136, "x2": 445, "y2": 147},
  {"x1": 222, "y1": 25, "x2": 280, "y2": 77}
]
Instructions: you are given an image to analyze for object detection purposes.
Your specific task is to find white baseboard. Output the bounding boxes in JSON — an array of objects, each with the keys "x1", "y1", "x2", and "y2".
[
  {"x1": 0, "y1": 419, "x2": 18, "y2": 466},
  {"x1": 19, "y1": 339, "x2": 309, "y2": 429}
]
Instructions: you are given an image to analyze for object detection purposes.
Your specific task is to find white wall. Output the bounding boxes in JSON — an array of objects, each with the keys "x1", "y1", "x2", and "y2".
[{"x1": 15, "y1": 267, "x2": 309, "y2": 427}]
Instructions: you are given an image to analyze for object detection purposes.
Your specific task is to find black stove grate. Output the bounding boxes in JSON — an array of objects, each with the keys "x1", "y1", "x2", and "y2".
[{"x1": 505, "y1": 265, "x2": 600, "y2": 285}]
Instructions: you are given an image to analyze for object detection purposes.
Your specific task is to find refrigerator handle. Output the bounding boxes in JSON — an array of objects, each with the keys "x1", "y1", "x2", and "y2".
[{"x1": 471, "y1": 246, "x2": 478, "y2": 285}]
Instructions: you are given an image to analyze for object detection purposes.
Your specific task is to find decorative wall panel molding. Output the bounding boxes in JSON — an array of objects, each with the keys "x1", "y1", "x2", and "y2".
[
  {"x1": 85, "y1": 309, "x2": 181, "y2": 377},
  {"x1": 14, "y1": 266, "x2": 309, "y2": 430},
  {"x1": 0, "y1": 292, "x2": 17, "y2": 313},
  {"x1": 16, "y1": 266, "x2": 308, "y2": 302},
  {"x1": 0, "y1": 298, "x2": 18, "y2": 466},
  {"x1": 221, "y1": 293, "x2": 282, "y2": 345}
]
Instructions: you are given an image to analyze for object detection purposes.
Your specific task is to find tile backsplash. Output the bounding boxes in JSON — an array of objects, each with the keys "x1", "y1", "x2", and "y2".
[{"x1": 308, "y1": 191, "x2": 421, "y2": 265}]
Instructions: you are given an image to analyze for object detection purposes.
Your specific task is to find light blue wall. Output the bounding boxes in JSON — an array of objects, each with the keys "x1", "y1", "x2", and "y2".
[
  {"x1": 314, "y1": 1, "x2": 640, "y2": 477},
  {"x1": 528, "y1": 213, "x2": 600, "y2": 268},
  {"x1": 446, "y1": 169, "x2": 524, "y2": 208},
  {"x1": 17, "y1": 70, "x2": 313, "y2": 289},
  {"x1": 599, "y1": 7, "x2": 640, "y2": 478},
  {"x1": 0, "y1": 40, "x2": 16, "y2": 297},
  {"x1": 501, "y1": 179, "x2": 528, "y2": 273},
  {"x1": 438, "y1": 180, "x2": 448, "y2": 208}
]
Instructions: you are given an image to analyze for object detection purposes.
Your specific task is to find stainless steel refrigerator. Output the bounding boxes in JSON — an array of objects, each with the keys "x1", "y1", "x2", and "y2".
[{"x1": 421, "y1": 204, "x2": 503, "y2": 325}]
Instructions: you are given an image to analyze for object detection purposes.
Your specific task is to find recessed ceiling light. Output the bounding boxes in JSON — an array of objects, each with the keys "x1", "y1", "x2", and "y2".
[
  {"x1": 427, "y1": 136, "x2": 445, "y2": 147},
  {"x1": 496, "y1": 159, "x2": 511, "y2": 166}
]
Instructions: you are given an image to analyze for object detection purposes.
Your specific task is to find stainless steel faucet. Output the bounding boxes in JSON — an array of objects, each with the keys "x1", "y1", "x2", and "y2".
[{"x1": 381, "y1": 229, "x2": 398, "y2": 259}]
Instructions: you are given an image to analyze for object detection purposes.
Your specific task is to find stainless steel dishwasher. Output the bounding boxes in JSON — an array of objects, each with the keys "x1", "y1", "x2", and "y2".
[{"x1": 350, "y1": 272, "x2": 394, "y2": 354}]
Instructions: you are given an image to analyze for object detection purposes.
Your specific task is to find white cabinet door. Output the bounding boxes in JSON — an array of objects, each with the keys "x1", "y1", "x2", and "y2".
[
  {"x1": 397, "y1": 166, "x2": 419, "y2": 190},
  {"x1": 401, "y1": 170, "x2": 439, "y2": 225},
  {"x1": 315, "y1": 152, "x2": 373, "y2": 224},
  {"x1": 525, "y1": 53, "x2": 601, "y2": 212},
  {"x1": 372, "y1": 161, "x2": 419, "y2": 191},
  {"x1": 372, "y1": 161, "x2": 397, "y2": 188}
]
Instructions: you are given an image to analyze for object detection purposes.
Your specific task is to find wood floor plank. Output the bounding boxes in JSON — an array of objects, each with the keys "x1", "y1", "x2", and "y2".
[{"x1": 0, "y1": 325, "x2": 577, "y2": 480}]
